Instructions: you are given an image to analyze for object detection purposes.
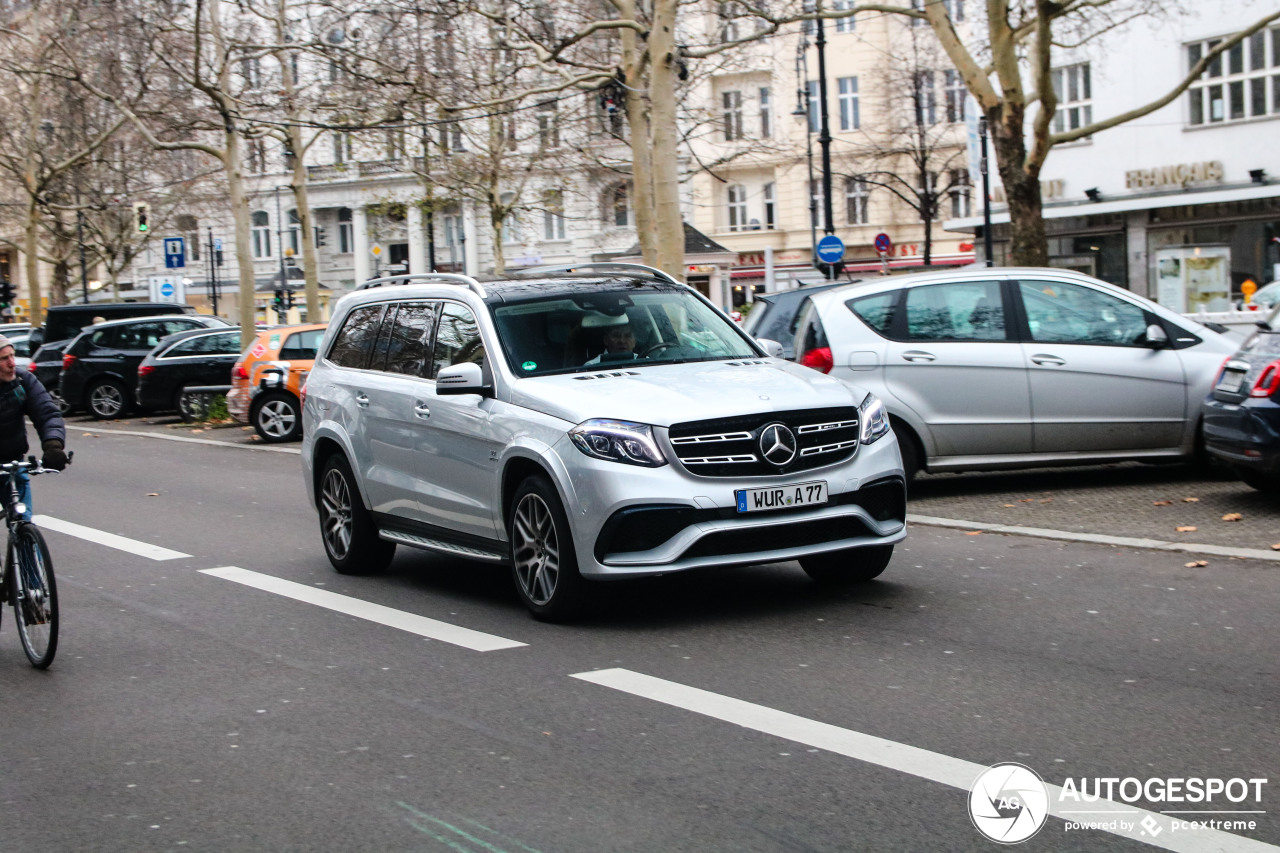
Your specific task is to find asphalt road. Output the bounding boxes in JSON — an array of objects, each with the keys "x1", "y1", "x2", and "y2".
[{"x1": 0, "y1": 423, "x2": 1276, "y2": 852}]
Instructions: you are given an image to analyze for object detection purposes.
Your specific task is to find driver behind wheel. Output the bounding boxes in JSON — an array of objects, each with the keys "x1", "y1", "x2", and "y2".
[{"x1": 584, "y1": 314, "x2": 640, "y2": 364}]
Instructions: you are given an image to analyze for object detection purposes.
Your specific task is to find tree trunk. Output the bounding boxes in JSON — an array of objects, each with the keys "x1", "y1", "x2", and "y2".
[
  {"x1": 23, "y1": 200, "x2": 42, "y2": 327},
  {"x1": 991, "y1": 111, "x2": 1048, "y2": 266},
  {"x1": 225, "y1": 131, "x2": 258, "y2": 337},
  {"x1": 288, "y1": 127, "x2": 319, "y2": 321},
  {"x1": 488, "y1": 189, "x2": 506, "y2": 276},
  {"x1": 619, "y1": 0, "x2": 656, "y2": 266},
  {"x1": 649, "y1": 0, "x2": 683, "y2": 281}
]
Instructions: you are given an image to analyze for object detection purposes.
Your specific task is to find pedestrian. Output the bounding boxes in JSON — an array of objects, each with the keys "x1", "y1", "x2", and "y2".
[{"x1": 0, "y1": 334, "x2": 67, "y2": 520}]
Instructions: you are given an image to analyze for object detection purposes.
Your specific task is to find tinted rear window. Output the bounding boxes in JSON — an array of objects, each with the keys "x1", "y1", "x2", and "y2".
[
  {"x1": 327, "y1": 306, "x2": 386, "y2": 369},
  {"x1": 846, "y1": 292, "x2": 898, "y2": 335}
]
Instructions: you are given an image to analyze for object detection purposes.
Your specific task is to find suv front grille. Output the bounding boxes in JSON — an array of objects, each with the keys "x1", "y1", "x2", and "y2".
[{"x1": 668, "y1": 407, "x2": 860, "y2": 477}]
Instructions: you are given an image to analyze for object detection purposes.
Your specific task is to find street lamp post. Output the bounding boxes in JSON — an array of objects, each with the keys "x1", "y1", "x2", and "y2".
[
  {"x1": 792, "y1": 43, "x2": 818, "y2": 272},
  {"x1": 979, "y1": 116, "x2": 994, "y2": 267},
  {"x1": 798, "y1": 2, "x2": 838, "y2": 280}
]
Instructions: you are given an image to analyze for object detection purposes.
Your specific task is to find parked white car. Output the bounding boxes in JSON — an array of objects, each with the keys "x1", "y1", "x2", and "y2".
[{"x1": 790, "y1": 267, "x2": 1239, "y2": 477}]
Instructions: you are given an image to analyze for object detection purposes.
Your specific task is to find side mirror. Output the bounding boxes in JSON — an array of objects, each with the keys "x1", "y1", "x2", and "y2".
[
  {"x1": 756, "y1": 338, "x2": 784, "y2": 359},
  {"x1": 436, "y1": 361, "x2": 493, "y2": 397},
  {"x1": 1144, "y1": 324, "x2": 1169, "y2": 349}
]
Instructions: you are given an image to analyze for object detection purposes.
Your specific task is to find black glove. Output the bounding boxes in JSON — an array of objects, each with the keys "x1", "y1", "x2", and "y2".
[{"x1": 42, "y1": 439, "x2": 68, "y2": 471}]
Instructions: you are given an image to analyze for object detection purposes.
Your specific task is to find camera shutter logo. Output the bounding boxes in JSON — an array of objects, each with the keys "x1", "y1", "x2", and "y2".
[
  {"x1": 759, "y1": 423, "x2": 797, "y2": 466},
  {"x1": 969, "y1": 763, "x2": 1050, "y2": 844}
]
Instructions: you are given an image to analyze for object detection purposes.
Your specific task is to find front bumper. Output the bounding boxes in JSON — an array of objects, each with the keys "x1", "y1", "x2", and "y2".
[{"x1": 561, "y1": 430, "x2": 907, "y2": 579}]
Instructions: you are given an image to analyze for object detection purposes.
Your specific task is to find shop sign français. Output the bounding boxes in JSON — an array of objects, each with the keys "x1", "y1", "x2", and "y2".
[{"x1": 1125, "y1": 161, "x2": 1223, "y2": 190}]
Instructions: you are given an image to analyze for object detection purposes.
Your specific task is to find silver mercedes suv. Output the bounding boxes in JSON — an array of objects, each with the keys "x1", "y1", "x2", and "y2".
[{"x1": 302, "y1": 265, "x2": 906, "y2": 620}]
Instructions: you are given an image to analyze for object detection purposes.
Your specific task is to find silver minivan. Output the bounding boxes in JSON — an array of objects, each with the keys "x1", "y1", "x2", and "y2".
[
  {"x1": 302, "y1": 266, "x2": 906, "y2": 620},
  {"x1": 791, "y1": 267, "x2": 1239, "y2": 477}
]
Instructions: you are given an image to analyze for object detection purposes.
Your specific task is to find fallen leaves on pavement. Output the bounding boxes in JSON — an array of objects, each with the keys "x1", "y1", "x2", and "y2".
[
  {"x1": 1175, "y1": 526, "x2": 1197, "y2": 532},
  {"x1": 1183, "y1": 497, "x2": 1200, "y2": 503},
  {"x1": 1153, "y1": 500, "x2": 1172, "y2": 506},
  {"x1": 1221, "y1": 513, "x2": 1243, "y2": 522},
  {"x1": 1185, "y1": 560, "x2": 1208, "y2": 567}
]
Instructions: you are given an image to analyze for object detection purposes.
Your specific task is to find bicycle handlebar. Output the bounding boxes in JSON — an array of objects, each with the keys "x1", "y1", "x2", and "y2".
[{"x1": 1, "y1": 450, "x2": 73, "y2": 477}]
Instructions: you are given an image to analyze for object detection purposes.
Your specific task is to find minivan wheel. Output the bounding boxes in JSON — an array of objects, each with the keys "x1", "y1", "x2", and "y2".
[
  {"x1": 800, "y1": 544, "x2": 894, "y2": 585},
  {"x1": 509, "y1": 475, "x2": 590, "y2": 621},
  {"x1": 87, "y1": 378, "x2": 130, "y2": 420},
  {"x1": 251, "y1": 392, "x2": 302, "y2": 442},
  {"x1": 317, "y1": 454, "x2": 395, "y2": 574}
]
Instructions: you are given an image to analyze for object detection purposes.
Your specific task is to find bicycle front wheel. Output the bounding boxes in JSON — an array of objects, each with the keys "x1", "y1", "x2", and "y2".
[{"x1": 11, "y1": 524, "x2": 57, "y2": 669}]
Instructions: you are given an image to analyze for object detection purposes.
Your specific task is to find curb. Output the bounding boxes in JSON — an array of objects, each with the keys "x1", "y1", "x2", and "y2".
[
  {"x1": 907, "y1": 513, "x2": 1280, "y2": 563},
  {"x1": 72, "y1": 424, "x2": 300, "y2": 454}
]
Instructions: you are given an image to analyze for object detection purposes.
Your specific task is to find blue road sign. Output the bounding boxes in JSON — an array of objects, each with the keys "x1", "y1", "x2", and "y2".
[
  {"x1": 874, "y1": 232, "x2": 893, "y2": 254},
  {"x1": 816, "y1": 234, "x2": 845, "y2": 264},
  {"x1": 159, "y1": 281, "x2": 175, "y2": 299},
  {"x1": 164, "y1": 237, "x2": 186, "y2": 269}
]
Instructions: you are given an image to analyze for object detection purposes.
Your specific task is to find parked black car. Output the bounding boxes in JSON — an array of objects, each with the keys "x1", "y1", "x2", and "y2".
[
  {"x1": 742, "y1": 279, "x2": 857, "y2": 359},
  {"x1": 1202, "y1": 306, "x2": 1280, "y2": 492},
  {"x1": 30, "y1": 302, "x2": 199, "y2": 410},
  {"x1": 59, "y1": 314, "x2": 230, "y2": 419},
  {"x1": 136, "y1": 326, "x2": 242, "y2": 418}
]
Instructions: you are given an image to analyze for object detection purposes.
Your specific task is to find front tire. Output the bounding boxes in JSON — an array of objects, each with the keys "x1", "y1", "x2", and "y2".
[
  {"x1": 87, "y1": 377, "x2": 130, "y2": 420},
  {"x1": 800, "y1": 544, "x2": 894, "y2": 586},
  {"x1": 11, "y1": 524, "x2": 58, "y2": 669},
  {"x1": 317, "y1": 454, "x2": 395, "y2": 575},
  {"x1": 251, "y1": 392, "x2": 302, "y2": 442},
  {"x1": 509, "y1": 475, "x2": 589, "y2": 621}
]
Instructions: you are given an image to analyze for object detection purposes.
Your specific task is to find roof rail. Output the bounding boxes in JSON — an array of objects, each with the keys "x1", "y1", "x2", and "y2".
[
  {"x1": 514, "y1": 262, "x2": 682, "y2": 286},
  {"x1": 357, "y1": 272, "x2": 487, "y2": 298}
]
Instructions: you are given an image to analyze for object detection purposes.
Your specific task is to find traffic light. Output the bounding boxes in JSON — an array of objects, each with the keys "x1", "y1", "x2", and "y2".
[
  {"x1": 0, "y1": 280, "x2": 14, "y2": 307},
  {"x1": 273, "y1": 289, "x2": 284, "y2": 310},
  {"x1": 314, "y1": 227, "x2": 326, "y2": 247},
  {"x1": 285, "y1": 288, "x2": 295, "y2": 309},
  {"x1": 133, "y1": 202, "x2": 150, "y2": 232}
]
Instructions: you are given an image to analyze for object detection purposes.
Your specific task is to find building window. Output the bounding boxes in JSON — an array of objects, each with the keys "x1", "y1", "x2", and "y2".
[
  {"x1": 838, "y1": 76, "x2": 859, "y2": 131},
  {"x1": 287, "y1": 209, "x2": 301, "y2": 256},
  {"x1": 763, "y1": 182, "x2": 775, "y2": 229},
  {"x1": 833, "y1": 0, "x2": 855, "y2": 32},
  {"x1": 537, "y1": 102, "x2": 559, "y2": 149},
  {"x1": 723, "y1": 90, "x2": 744, "y2": 141},
  {"x1": 945, "y1": 70, "x2": 967, "y2": 123},
  {"x1": 802, "y1": 0, "x2": 815, "y2": 36},
  {"x1": 440, "y1": 122, "x2": 464, "y2": 152},
  {"x1": 949, "y1": 170, "x2": 972, "y2": 218},
  {"x1": 385, "y1": 128, "x2": 405, "y2": 160},
  {"x1": 333, "y1": 132, "x2": 352, "y2": 164},
  {"x1": 1051, "y1": 62, "x2": 1092, "y2": 134},
  {"x1": 759, "y1": 87, "x2": 772, "y2": 138},
  {"x1": 806, "y1": 80, "x2": 820, "y2": 132},
  {"x1": 543, "y1": 189, "x2": 566, "y2": 240},
  {"x1": 944, "y1": 0, "x2": 964, "y2": 21},
  {"x1": 338, "y1": 208, "x2": 352, "y2": 253},
  {"x1": 501, "y1": 192, "x2": 520, "y2": 243},
  {"x1": 808, "y1": 180, "x2": 825, "y2": 228},
  {"x1": 845, "y1": 178, "x2": 869, "y2": 225},
  {"x1": 727, "y1": 185, "x2": 748, "y2": 232},
  {"x1": 251, "y1": 210, "x2": 271, "y2": 259},
  {"x1": 918, "y1": 172, "x2": 940, "y2": 221},
  {"x1": 246, "y1": 139, "x2": 267, "y2": 174},
  {"x1": 176, "y1": 214, "x2": 200, "y2": 262},
  {"x1": 914, "y1": 71, "x2": 937, "y2": 125},
  {"x1": 1187, "y1": 31, "x2": 1280, "y2": 126},
  {"x1": 718, "y1": 0, "x2": 744, "y2": 41},
  {"x1": 442, "y1": 213, "x2": 461, "y2": 251},
  {"x1": 241, "y1": 58, "x2": 260, "y2": 89},
  {"x1": 599, "y1": 90, "x2": 625, "y2": 136},
  {"x1": 608, "y1": 183, "x2": 631, "y2": 227}
]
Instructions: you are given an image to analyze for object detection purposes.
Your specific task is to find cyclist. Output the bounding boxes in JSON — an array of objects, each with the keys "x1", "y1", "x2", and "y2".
[{"x1": 0, "y1": 334, "x2": 67, "y2": 520}]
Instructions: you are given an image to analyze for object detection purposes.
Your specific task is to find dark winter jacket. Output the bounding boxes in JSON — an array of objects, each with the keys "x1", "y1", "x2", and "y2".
[{"x1": 0, "y1": 369, "x2": 65, "y2": 462}]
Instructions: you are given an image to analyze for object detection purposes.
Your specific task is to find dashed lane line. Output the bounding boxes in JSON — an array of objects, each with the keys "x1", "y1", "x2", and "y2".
[
  {"x1": 907, "y1": 513, "x2": 1280, "y2": 563},
  {"x1": 72, "y1": 424, "x2": 300, "y2": 453},
  {"x1": 200, "y1": 566, "x2": 527, "y2": 652},
  {"x1": 34, "y1": 514, "x2": 191, "y2": 561},
  {"x1": 571, "y1": 668, "x2": 1278, "y2": 853}
]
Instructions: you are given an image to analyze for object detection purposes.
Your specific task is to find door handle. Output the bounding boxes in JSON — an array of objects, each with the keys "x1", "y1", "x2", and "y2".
[
  {"x1": 1030, "y1": 354, "x2": 1066, "y2": 366},
  {"x1": 355, "y1": 393, "x2": 369, "y2": 408},
  {"x1": 414, "y1": 402, "x2": 431, "y2": 418},
  {"x1": 901, "y1": 350, "x2": 937, "y2": 363}
]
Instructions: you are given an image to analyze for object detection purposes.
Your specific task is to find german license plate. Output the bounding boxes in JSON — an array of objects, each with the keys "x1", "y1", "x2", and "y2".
[
  {"x1": 735, "y1": 481, "x2": 828, "y2": 513},
  {"x1": 1216, "y1": 370, "x2": 1246, "y2": 393}
]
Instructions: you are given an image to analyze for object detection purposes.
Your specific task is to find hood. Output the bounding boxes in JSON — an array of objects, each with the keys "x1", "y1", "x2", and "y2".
[{"x1": 506, "y1": 359, "x2": 866, "y2": 427}]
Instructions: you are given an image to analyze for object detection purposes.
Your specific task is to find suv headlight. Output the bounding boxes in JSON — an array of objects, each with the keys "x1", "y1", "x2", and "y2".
[
  {"x1": 859, "y1": 394, "x2": 890, "y2": 444},
  {"x1": 570, "y1": 419, "x2": 667, "y2": 467}
]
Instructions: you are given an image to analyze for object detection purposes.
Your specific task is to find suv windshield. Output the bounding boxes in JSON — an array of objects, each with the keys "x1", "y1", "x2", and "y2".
[{"x1": 491, "y1": 285, "x2": 758, "y2": 377}]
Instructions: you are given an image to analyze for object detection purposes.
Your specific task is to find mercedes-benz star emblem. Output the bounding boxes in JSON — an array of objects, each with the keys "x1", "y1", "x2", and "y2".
[{"x1": 759, "y1": 423, "x2": 797, "y2": 467}]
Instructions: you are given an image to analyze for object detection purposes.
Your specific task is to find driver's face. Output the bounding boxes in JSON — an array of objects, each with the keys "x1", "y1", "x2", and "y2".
[{"x1": 603, "y1": 326, "x2": 635, "y2": 352}]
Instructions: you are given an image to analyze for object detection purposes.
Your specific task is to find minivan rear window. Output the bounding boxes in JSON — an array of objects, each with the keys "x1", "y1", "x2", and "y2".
[{"x1": 846, "y1": 292, "x2": 898, "y2": 335}]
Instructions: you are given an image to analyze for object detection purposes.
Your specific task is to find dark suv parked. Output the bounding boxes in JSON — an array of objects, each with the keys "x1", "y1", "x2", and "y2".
[
  {"x1": 30, "y1": 302, "x2": 199, "y2": 408},
  {"x1": 59, "y1": 314, "x2": 229, "y2": 418},
  {"x1": 136, "y1": 326, "x2": 242, "y2": 417}
]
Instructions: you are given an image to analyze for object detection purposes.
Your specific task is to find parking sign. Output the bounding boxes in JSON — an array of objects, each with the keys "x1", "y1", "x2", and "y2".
[{"x1": 164, "y1": 237, "x2": 186, "y2": 269}]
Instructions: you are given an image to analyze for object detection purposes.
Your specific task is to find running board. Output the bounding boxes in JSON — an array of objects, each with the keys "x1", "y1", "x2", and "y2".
[{"x1": 378, "y1": 529, "x2": 507, "y2": 563}]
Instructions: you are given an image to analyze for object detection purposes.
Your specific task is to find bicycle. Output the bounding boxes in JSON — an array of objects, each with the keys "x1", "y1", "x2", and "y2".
[{"x1": 0, "y1": 454, "x2": 70, "y2": 669}]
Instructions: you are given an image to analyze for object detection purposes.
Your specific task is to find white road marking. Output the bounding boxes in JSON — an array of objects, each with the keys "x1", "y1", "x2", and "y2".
[
  {"x1": 34, "y1": 515, "x2": 191, "y2": 561},
  {"x1": 907, "y1": 514, "x2": 1280, "y2": 563},
  {"x1": 75, "y1": 425, "x2": 300, "y2": 454},
  {"x1": 572, "y1": 668, "x2": 1278, "y2": 853},
  {"x1": 200, "y1": 566, "x2": 526, "y2": 652}
]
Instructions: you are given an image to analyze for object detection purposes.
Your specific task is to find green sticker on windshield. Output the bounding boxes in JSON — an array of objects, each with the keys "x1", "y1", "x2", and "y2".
[{"x1": 521, "y1": 360, "x2": 537, "y2": 371}]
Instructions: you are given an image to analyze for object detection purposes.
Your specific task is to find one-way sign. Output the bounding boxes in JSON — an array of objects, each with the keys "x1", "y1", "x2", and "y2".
[{"x1": 164, "y1": 237, "x2": 186, "y2": 269}]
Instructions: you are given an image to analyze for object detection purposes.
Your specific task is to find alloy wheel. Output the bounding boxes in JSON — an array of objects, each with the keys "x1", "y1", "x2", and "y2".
[
  {"x1": 320, "y1": 468, "x2": 353, "y2": 560},
  {"x1": 512, "y1": 493, "x2": 560, "y2": 606},
  {"x1": 90, "y1": 383, "x2": 124, "y2": 418},
  {"x1": 257, "y1": 399, "x2": 297, "y2": 438}
]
